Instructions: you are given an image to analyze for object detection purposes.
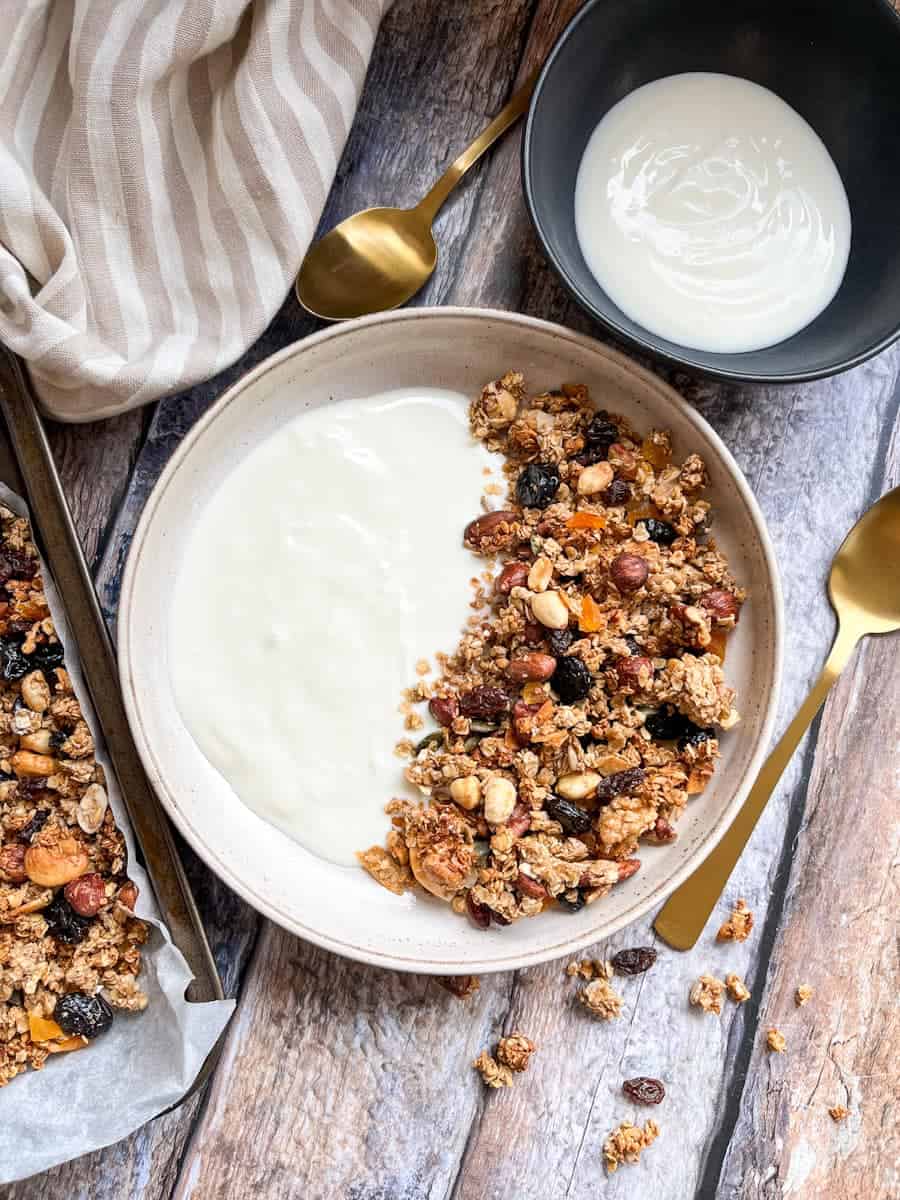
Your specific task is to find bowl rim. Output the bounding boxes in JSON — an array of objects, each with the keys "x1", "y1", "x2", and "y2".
[
  {"x1": 118, "y1": 306, "x2": 784, "y2": 973},
  {"x1": 521, "y1": 0, "x2": 900, "y2": 386}
]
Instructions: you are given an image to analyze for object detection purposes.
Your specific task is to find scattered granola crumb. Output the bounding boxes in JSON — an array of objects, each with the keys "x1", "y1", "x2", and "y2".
[
  {"x1": 566, "y1": 958, "x2": 612, "y2": 982},
  {"x1": 578, "y1": 976, "x2": 623, "y2": 1020},
  {"x1": 404, "y1": 711, "x2": 424, "y2": 732},
  {"x1": 497, "y1": 1030, "x2": 537, "y2": 1073},
  {"x1": 436, "y1": 975, "x2": 480, "y2": 999},
  {"x1": 415, "y1": 658, "x2": 431, "y2": 676},
  {"x1": 795, "y1": 984, "x2": 813, "y2": 1007},
  {"x1": 473, "y1": 1049, "x2": 513, "y2": 1089},
  {"x1": 394, "y1": 738, "x2": 415, "y2": 759},
  {"x1": 689, "y1": 974, "x2": 726, "y2": 1014},
  {"x1": 603, "y1": 1119, "x2": 660, "y2": 1173},
  {"x1": 766, "y1": 1027, "x2": 786, "y2": 1053},
  {"x1": 725, "y1": 973, "x2": 751, "y2": 1003},
  {"x1": 717, "y1": 898, "x2": 754, "y2": 942},
  {"x1": 828, "y1": 1105, "x2": 849, "y2": 1122}
]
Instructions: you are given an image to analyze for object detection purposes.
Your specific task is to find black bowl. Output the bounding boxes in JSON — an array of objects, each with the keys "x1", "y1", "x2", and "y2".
[{"x1": 522, "y1": 0, "x2": 900, "y2": 383}]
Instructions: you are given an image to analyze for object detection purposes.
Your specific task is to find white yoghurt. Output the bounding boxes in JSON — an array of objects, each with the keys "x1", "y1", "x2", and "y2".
[
  {"x1": 169, "y1": 389, "x2": 496, "y2": 866},
  {"x1": 574, "y1": 73, "x2": 851, "y2": 353}
]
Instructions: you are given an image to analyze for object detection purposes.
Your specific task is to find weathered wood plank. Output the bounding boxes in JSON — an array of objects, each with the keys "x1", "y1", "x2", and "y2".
[{"x1": 712, "y1": 393, "x2": 900, "y2": 1200}]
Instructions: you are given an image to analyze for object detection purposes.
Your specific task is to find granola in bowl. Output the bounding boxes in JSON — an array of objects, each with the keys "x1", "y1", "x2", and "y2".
[
  {"x1": 0, "y1": 504, "x2": 148, "y2": 1086},
  {"x1": 359, "y1": 371, "x2": 745, "y2": 927}
]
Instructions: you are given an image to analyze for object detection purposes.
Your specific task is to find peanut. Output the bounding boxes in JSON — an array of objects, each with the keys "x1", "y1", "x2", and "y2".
[
  {"x1": 556, "y1": 771, "x2": 601, "y2": 801},
  {"x1": 11, "y1": 750, "x2": 57, "y2": 777},
  {"x1": 527, "y1": 556, "x2": 553, "y2": 593},
  {"x1": 531, "y1": 591, "x2": 569, "y2": 630},
  {"x1": 20, "y1": 670, "x2": 50, "y2": 714}
]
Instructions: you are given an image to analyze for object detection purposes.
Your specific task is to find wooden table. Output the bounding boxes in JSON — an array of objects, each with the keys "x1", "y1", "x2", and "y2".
[{"x1": 8, "y1": 3, "x2": 898, "y2": 1197}]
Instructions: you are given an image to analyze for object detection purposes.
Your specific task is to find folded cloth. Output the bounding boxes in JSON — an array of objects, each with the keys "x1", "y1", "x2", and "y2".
[{"x1": 0, "y1": 0, "x2": 390, "y2": 422}]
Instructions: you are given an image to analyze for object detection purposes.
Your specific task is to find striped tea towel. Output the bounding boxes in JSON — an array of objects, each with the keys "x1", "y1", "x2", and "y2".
[{"x1": 0, "y1": 0, "x2": 391, "y2": 422}]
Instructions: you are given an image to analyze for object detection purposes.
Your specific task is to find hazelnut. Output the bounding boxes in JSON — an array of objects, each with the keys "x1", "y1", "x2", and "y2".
[
  {"x1": 700, "y1": 588, "x2": 740, "y2": 624},
  {"x1": 577, "y1": 462, "x2": 615, "y2": 496},
  {"x1": 24, "y1": 838, "x2": 89, "y2": 887},
  {"x1": 609, "y1": 553, "x2": 649, "y2": 593},
  {"x1": 483, "y1": 776, "x2": 517, "y2": 825},
  {"x1": 530, "y1": 591, "x2": 569, "y2": 630},
  {"x1": 428, "y1": 696, "x2": 459, "y2": 728},
  {"x1": 64, "y1": 872, "x2": 107, "y2": 916},
  {"x1": 506, "y1": 653, "x2": 557, "y2": 683},
  {"x1": 526, "y1": 556, "x2": 553, "y2": 593},
  {"x1": 0, "y1": 842, "x2": 27, "y2": 882},
  {"x1": 495, "y1": 561, "x2": 528, "y2": 595},
  {"x1": 449, "y1": 776, "x2": 481, "y2": 811}
]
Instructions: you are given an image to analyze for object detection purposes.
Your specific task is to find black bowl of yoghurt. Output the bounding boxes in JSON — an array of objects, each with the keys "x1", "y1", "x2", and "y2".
[{"x1": 522, "y1": 0, "x2": 900, "y2": 383}]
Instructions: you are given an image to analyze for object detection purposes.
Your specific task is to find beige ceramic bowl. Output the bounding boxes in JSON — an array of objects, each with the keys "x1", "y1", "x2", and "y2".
[{"x1": 118, "y1": 308, "x2": 783, "y2": 973}]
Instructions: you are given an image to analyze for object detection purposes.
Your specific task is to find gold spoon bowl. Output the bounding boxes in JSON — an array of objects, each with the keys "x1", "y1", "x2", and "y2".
[
  {"x1": 655, "y1": 486, "x2": 900, "y2": 949},
  {"x1": 296, "y1": 73, "x2": 536, "y2": 321}
]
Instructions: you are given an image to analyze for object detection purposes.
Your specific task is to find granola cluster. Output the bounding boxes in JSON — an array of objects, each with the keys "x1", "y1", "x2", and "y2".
[
  {"x1": 473, "y1": 1029, "x2": 537, "y2": 1088},
  {"x1": 0, "y1": 505, "x2": 147, "y2": 1086},
  {"x1": 360, "y1": 372, "x2": 744, "y2": 927}
]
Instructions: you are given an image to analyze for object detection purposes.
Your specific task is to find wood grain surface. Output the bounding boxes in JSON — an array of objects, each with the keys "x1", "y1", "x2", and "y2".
[{"x1": 5, "y1": 2, "x2": 898, "y2": 1198}]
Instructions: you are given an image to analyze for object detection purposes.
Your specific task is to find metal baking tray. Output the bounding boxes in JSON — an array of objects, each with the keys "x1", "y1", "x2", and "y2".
[{"x1": 0, "y1": 350, "x2": 224, "y2": 1089}]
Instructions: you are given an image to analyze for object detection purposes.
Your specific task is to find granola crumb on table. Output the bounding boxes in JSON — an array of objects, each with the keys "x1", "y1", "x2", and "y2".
[
  {"x1": 828, "y1": 1104, "x2": 849, "y2": 1122},
  {"x1": 603, "y1": 1119, "x2": 660, "y2": 1172},
  {"x1": 717, "y1": 898, "x2": 754, "y2": 942},
  {"x1": 795, "y1": 983, "x2": 813, "y2": 1007},
  {"x1": 689, "y1": 974, "x2": 726, "y2": 1015},
  {"x1": 766, "y1": 1028, "x2": 787, "y2": 1053},
  {"x1": 725, "y1": 973, "x2": 751, "y2": 1003},
  {"x1": 497, "y1": 1030, "x2": 537, "y2": 1073},
  {"x1": 566, "y1": 958, "x2": 612, "y2": 981},
  {"x1": 436, "y1": 974, "x2": 480, "y2": 999},
  {"x1": 578, "y1": 976, "x2": 623, "y2": 1020},
  {"x1": 0, "y1": 504, "x2": 148, "y2": 1087},
  {"x1": 472, "y1": 1048, "x2": 513, "y2": 1089},
  {"x1": 358, "y1": 372, "x2": 745, "y2": 931}
]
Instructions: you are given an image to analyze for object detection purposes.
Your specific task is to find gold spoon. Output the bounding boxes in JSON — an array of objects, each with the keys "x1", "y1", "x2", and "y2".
[
  {"x1": 295, "y1": 72, "x2": 537, "y2": 321},
  {"x1": 654, "y1": 486, "x2": 900, "y2": 950}
]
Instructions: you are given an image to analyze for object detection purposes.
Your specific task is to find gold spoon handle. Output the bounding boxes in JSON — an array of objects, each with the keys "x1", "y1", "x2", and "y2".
[
  {"x1": 416, "y1": 70, "x2": 539, "y2": 224},
  {"x1": 653, "y1": 623, "x2": 858, "y2": 950}
]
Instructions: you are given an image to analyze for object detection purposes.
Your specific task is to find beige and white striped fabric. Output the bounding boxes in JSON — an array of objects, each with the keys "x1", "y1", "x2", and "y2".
[{"x1": 0, "y1": 0, "x2": 391, "y2": 422}]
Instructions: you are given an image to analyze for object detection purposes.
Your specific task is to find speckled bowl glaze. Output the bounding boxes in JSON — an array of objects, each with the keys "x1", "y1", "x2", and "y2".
[{"x1": 118, "y1": 308, "x2": 783, "y2": 973}]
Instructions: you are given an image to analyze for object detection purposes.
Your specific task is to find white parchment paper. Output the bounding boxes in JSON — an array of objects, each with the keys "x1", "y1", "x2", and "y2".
[{"x1": 0, "y1": 485, "x2": 234, "y2": 1184}]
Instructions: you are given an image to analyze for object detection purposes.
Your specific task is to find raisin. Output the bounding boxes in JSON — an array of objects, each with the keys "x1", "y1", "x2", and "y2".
[
  {"x1": 644, "y1": 706, "x2": 698, "y2": 742},
  {"x1": 491, "y1": 909, "x2": 512, "y2": 927},
  {"x1": 16, "y1": 807, "x2": 49, "y2": 844},
  {"x1": 0, "y1": 638, "x2": 30, "y2": 681},
  {"x1": 603, "y1": 478, "x2": 631, "y2": 506},
  {"x1": 546, "y1": 795, "x2": 593, "y2": 835},
  {"x1": 594, "y1": 767, "x2": 646, "y2": 805},
  {"x1": 49, "y1": 730, "x2": 67, "y2": 752},
  {"x1": 459, "y1": 686, "x2": 510, "y2": 720},
  {"x1": 30, "y1": 640, "x2": 65, "y2": 671},
  {"x1": 551, "y1": 655, "x2": 592, "y2": 703},
  {"x1": 611, "y1": 946, "x2": 657, "y2": 975},
  {"x1": 54, "y1": 992, "x2": 114, "y2": 1039},
  {"x1": 678, "y1": 726, "x2": 715, "y2": 750},
  {"x1": 584, "y1": 413, "x2": 618, "y2": 452},
  {"x1": 623, "y1": 634, "x2": 642, "y2": 656},
  {"x1": 640, "y1": 518, "x2": 678, "y2": 546},
  {"x1": 545, "y1": 628, "x2": 574, "y2": 657},
  {"x1": 623, "y1": 1076, "x2": 665, "y2": 1104},
  {"x1": 515, "y1": 463, "x2": 560, "y2": 510},
  {"x1": 44, "y1": 894, "x2": 92, "y2": 944},
  {"x1": 557, "y1": 890, "x2": 585, "y2": 913},
  {"x1": 466, "y1": 891, "x2": 491, "y2": 930},
  {"x1": 0, "y1": 549, "x2": 36, "y2": 584},
  {"x1": 17, "y1": 777, "x2": 49, "y2": 799}
]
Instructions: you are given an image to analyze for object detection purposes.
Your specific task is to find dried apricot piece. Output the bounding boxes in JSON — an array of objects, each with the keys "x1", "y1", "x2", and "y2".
[{"x1": 566, "y1": 511, "x2": 606, "y2": 530}]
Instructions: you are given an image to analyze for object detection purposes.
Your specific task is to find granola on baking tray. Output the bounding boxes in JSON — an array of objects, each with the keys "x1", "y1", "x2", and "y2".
[
  {"x1": 358, "y1": 371, "x2": 745, "y2": 926},
  {"x1": 0, "y1": 504, "x2": 148, "y2": 1086}
]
